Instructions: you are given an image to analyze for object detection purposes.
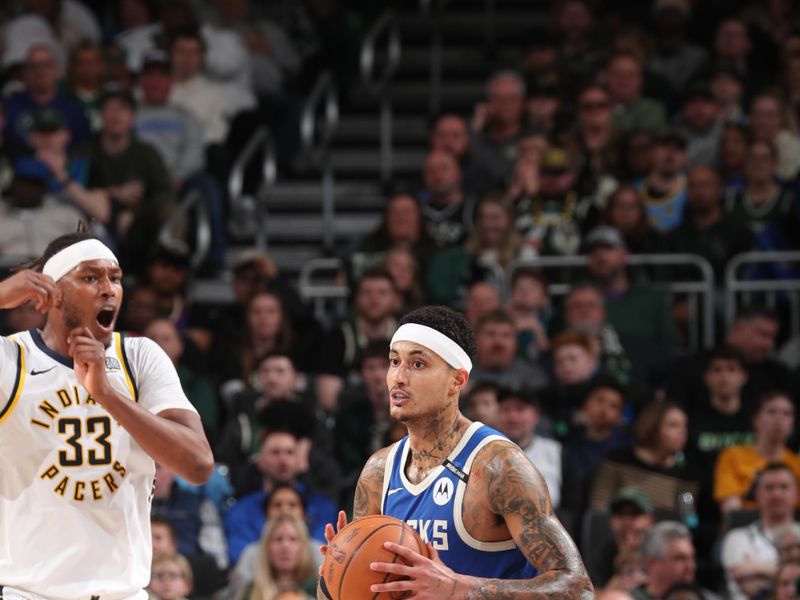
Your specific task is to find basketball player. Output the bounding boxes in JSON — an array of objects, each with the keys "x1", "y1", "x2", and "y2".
[
  {"x1": 0, "y1": 229, "x2": 214, "y2": 600},
  {"x1": 319, "y1": 305, "x2": 592, "y2": 599}
]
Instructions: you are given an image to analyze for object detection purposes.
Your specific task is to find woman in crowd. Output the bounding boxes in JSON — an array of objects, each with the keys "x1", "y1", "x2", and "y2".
[
  {"x1": 240, "y1": 514, "x2": 317, "y2": 600},
  {"x1": 590, "y1": 400, "x2": 699, "y2": 514},
  {"x1": 715, "y1": 391, "x2": 800, "y2": 513}
]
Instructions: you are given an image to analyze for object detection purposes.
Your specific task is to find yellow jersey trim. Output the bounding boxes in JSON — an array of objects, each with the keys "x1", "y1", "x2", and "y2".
[
  {"x1": 0, "y1": 339, "x2": 26, "y2": 425},
  {"x1": 114, "y1": 333, "x2": 138, "y2": 403}
]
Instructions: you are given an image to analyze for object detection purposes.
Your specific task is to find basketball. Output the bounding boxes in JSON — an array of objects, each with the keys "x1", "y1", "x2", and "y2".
[{"x1": 320, "y1": 514, "x2": 430, "y2": 600}]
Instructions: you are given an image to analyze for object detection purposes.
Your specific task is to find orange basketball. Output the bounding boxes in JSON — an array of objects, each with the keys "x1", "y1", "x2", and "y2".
[{"x1": 320, "y1": 514, "x2": 430, "y2": 600}]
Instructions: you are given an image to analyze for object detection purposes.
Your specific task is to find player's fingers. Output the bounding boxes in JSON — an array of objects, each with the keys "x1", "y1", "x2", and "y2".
[
  {"x1": 383, "y1": 541, "x2": 426, "y2": 563},
  {"x1": 427, "y1": 543, "x2": 441, "y2": 562},
  {"x1": 370, "y1": 579, "x2": 416, "y2": 593},
  {"x1": 324, "y1": 522, "x2": 336, "y2": 543},
  {"x1": 369, "y1": 561, "x2": 414, "y2": 576},
  {"x1": 336, "y1": 510, "x2": 347, "y2": 532}
]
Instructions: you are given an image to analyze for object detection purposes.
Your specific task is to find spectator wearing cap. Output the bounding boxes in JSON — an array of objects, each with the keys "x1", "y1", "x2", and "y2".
[
  {"x1": 470, "y1": 70, "x2": 527, "y2": 188},
  {"x1": 585, "y1": 225, "x2": 680, "y2": 347},
  {"x1": 720, "y1": 463, "x2": 799, "y2": 600},
  {"x1": 666, "y1": 165, "x2": 754, "y2": 284},
  {"x1": 0, "y1": 156, "x2": 84, "y2": 258},
  {"x1": 674, "y1": 82, "x2": 723, "y2": 168},
  {"x1": 635, "y1": 131, "x2": 688, "y2": 233},
  {"x1": 86, "y1": 87, "x2": 176, "y2": 275},
  {"x1": 590, "y1": 399, "x2": 698, "y2": 514},
  {"x1": 496, "y1": 388, "x2": 565, "y2": 509},
  {"x1": 470, "y1": 309, "x2": 549, "y2": 392},
  {"x1": 3, "y1": 43, "x2": 90, "y2": 156},
  {"x1": 135, "y1": 48, "x2": 227, "y2": 271},
  {"x1": 18, "y1": 106, "x2": 110, "y2": 226},
  {"x1": 585, "y1": 486, "x2": 655, "y2": 587},
  {"x1": 66, "y1": 41, "x2": 106, "y2": 131},
  {"x1": 604, "y1": 52, "x2": 667, "y2": 137},
  {"x1": 417, "y1": 149, "x2": 476, "y2": 247},
  {"x1": 647, "y1": 0, "x2": 708, "y2": 100},
  {"x1": 514, "y1": 146, "x2": 583, "y2": 257}
]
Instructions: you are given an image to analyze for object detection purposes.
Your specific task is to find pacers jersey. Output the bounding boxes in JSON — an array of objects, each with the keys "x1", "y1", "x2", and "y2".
[
  {"x1": 0, "y1": 329, "x2": 197, "y2": 600},
  {"x1": 381, "y1": 421, "x2": 536, "y2": 580}
]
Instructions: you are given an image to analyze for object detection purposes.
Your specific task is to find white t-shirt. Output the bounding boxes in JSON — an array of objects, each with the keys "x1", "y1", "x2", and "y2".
[
  {"x1": 721, "y1": 520, "x2": 780, "y2": 600},
  {"x1": 0, "y1": 329, "x2": 197, "y2": 600},
  {"x1": 522, "y1": 436, "x2": 563, "y2": 508}
]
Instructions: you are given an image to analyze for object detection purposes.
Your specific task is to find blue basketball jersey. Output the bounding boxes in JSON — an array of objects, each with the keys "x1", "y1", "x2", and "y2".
[{"x1": 381, "y1": 421, "x2": 536, "y2": 579}]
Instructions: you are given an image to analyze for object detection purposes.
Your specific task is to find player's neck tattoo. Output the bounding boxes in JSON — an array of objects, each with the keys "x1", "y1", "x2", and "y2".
[{"x1": 408, "y1": 411, "x2": 469, "y2": 481}]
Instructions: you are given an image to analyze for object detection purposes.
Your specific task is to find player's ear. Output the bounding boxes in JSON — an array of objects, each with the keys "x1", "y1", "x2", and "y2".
[
  {"x1": 53, "y1": 285, "x2": 64, "y2": 308},
  {"x1": 450, "y1": 368, "x2": 469, "y2": 393}
]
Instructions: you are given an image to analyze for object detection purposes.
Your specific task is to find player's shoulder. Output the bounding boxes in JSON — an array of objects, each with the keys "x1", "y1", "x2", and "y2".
[
  {"x1": 361, "y1": 444, "x2": 394, "y2": 481},
  {"x1": 118, "y1": 332, "x2": 167, "y2": 360},
  {"x1": 473, "y1": 437, "x2": 534, "y2": 477}
]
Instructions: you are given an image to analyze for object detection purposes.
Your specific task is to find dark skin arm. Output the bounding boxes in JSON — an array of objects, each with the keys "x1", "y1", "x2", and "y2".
[
  {"x1": 69, "y1": 328, "x2": 214, "y2": 484},
  {"x1": 370, "y1": 441, "x2": 594, "y2": 600}
]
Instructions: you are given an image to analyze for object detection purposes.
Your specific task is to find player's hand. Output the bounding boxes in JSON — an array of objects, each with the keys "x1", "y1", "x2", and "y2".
[
  {"x1": 318, "y1": 510, "x2": 348, "y2": 576},
  {"x1": 68, "y1": 327, "x2": 111, "y2": 400},
  {"x1": 0, "y1": 270, "x2": 56, "y2": 312},
  {"x1": 370, "y1": 542, "x2": 471, "y2": 599}
]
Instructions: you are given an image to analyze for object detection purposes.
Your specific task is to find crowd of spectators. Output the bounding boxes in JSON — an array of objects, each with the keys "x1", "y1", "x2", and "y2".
[{"x1": 3, "y1": 0, "x2": 800, "y2": 599}]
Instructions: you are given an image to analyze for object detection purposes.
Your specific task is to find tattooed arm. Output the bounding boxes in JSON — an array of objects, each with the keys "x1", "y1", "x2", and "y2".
[
  {"x1": 317, "y1": 447, "x2": 390, "y2": 599},
  {"x1": 467, "y1": 441, "x2": 594, "y2": 599},
  {"x1": 370, "y1": 441, "x2": 593, "y2": 600}
]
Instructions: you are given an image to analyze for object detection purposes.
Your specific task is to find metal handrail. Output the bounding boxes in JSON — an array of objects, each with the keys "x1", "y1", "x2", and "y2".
[
  {"x1": 228, "y1": 127, "x2": 268, "y2": 202},
  {"x1": 298, "y1": 257, "x2": 349, "y2": 324},
  {"x1": 300, "y1": 71, "x2": 339, "y2": 252},
  {"x1": 158, "y1": 188, "x2": 211, "y2": 271},
  {"x1": 507, "y1": 253, "x2": 716, "y2": 349},
  {"x1": 360, "y1": 11, "x2": 402, "y2": 94},
  {"x1": 725, "y1": 251, "x2": 800, "y2": 335},
  {"x1": 360, "y1": 10, "x2": 401, "y2": 184},
  {"x1": 300, "y1": 71, "x2": 339, "y2": 162}
]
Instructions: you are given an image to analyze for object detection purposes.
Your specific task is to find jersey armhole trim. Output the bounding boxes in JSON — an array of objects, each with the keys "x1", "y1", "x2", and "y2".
[
  {"x1": 0, "y1": 340, "x2": 26, "y2": 425},
  {"x1": 453, "y1": 435, "x2": 517, "y2": 551},
  {"x1": 381, "y1": 440, "x2": 403, "y2": 515},
  {"x1": 115, "y1": 332, "x2": 138, "y2": 402}
]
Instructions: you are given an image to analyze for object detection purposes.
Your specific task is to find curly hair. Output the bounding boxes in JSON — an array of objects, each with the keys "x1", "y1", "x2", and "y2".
[{"x1": 398, "y1": 305, "x2": 477, "y2": 362}]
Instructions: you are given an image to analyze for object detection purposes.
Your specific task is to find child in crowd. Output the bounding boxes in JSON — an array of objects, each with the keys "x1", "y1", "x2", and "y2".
[{"x1": 148, "y1": 554, "x2": 193, "y2": 600}]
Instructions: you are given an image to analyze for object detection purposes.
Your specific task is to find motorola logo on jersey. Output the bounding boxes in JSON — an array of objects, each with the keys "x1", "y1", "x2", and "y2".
[{"x1": 433, "y1": 477, "x2": 454, "y2": 506}]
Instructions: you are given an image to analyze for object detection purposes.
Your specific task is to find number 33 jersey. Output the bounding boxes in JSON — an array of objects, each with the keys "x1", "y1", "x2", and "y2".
[{"x1": 0, "y1": 329, "x2": 198, "y2": 600}]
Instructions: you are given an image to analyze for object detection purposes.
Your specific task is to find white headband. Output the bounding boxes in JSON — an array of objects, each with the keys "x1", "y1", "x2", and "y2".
[
  {"x1": 390, "y1": 323, "x2": 472, "y2": 373},
  {"x1": 42, "y1": 239, "x2": 119, "y2": 282}
]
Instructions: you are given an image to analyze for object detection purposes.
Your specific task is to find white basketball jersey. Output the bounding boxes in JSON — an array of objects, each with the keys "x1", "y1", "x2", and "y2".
[{"x1": 0, "y1": 329, "x2": 198, "y2": 600}]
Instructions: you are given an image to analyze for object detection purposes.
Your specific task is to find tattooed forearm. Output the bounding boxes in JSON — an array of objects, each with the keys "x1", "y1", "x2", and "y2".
[
  {"x1": 474, "y1": 444, "x2": 593, "y2": 599},
  {"x1": 463, "y1": 574, "x2": 594, "y2": 600}
]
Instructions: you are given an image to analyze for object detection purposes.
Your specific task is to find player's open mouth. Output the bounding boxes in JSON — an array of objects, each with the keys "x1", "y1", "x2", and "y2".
[
  {"x1": 390, "y1": 390, "x2": 410, "y2": 405},
  {"x1": 96, "y1": 308, "x2": 116, "y2": 329}
]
